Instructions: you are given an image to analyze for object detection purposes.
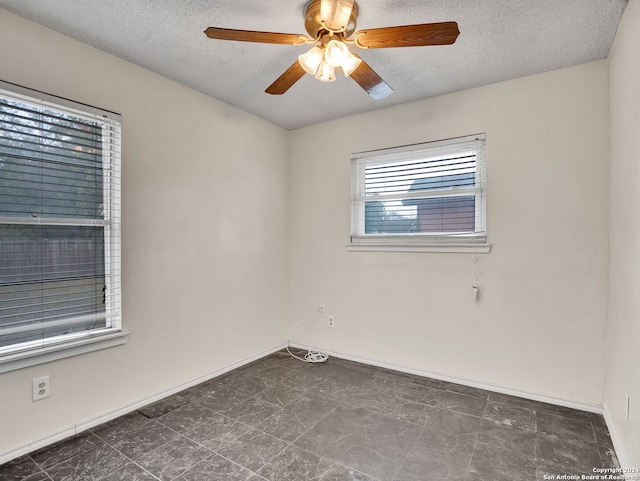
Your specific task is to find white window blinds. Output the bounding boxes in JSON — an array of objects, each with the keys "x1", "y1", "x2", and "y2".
[
  {"x1": 350, "y1": 134, "x2": 487, "y2": 251},
  {"x1": 0, "y1": 84, "x2": 121, "y2": 354}
]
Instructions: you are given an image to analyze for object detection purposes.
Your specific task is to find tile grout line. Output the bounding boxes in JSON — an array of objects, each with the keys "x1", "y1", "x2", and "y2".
[
  {"x1": 26, "y1": 456, "x2": 52, "y2": 481},
  {"x1": 226, "y1": 368, "x2": 342, "y2": 478},
  {"x1": 247, "y1": 370, "x2": 390, "y2": 481},
  {"x1": 533, "y1": 408, "x2": 538, "y2": 473},
  {"x1": 91, "y1": 399, "x2": 258, "y2": 481},
  {"x1": 253, "y1": 400, "x2": 337, "y2": 475},
  {"x1": 89, "y1": 424, "x2": 166, "y2": 481},
  {"x1": 211, "y1": 452, "x2": 269, "y2": 481},
  {"x1": 465, "y1": 395, "x2": 490, "y2": 475},
  {"x1": 389, "y1": 417, "x2": 430, "y2": 481}
]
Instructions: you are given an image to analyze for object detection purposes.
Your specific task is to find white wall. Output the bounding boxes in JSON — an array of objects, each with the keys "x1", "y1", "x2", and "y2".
[
  {"x1": 288, "y1": 60, "x2": 610, "y2": 406},
  {"x1": 606, "y1": 0, "x2": 640, "y2": 468},
  {"x1": 0, "y1": 9, "x2": 289, "y2": 457}
]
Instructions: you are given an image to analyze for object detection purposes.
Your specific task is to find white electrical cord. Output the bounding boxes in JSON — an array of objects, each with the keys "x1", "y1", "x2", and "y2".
[
  {"x1": 286, "y1": 346, "x2": 329, "y2": 363},
  {"x1": 286, "y1": 308, "x2": 329, "y2": 363}
]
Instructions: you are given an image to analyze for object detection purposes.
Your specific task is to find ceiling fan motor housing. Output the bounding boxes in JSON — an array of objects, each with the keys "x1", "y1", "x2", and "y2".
[{"x1": 304, "y1": 0, "x2": 359, "y2": 38}]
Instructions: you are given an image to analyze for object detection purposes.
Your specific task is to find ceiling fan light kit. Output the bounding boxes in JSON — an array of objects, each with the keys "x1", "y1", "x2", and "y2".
[
  {"x1": 204, "y1": 0, "x2": 460, "y2": 98},
  {"x1": 299, "y1": 35, "x2": 362, "y2": 81}
]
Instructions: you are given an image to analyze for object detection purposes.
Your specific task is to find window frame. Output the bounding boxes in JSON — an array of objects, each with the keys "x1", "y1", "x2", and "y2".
[
  {"x1": 348, "y1": 134, "x2": 491, "y2": 253},
  {"x1": 0, "y1": 80, "x2": 127, "y2": 373}
]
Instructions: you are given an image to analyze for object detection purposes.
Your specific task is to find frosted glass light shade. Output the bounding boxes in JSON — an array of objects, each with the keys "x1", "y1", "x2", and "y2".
[
  {"x1": 341, "y1": 51, "x2": 362, "y2": 77},
  {"x1": 325, "y1": 40, "x2": 348, "y2": 67},
  {"x1": 315, "y1": 60, "x2": 336, "y2": 82},
  {"x1": 298, "y1": 47, "x2": 324, "y2": 75}
]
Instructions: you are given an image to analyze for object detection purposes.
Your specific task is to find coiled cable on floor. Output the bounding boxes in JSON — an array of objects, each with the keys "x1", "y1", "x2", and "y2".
[
  {"x1": 286, "y1": 346, "x2": 329, "y2": 363},
  {"x1": 286, "y1": 309, "x2": 329, "y2": 363}
]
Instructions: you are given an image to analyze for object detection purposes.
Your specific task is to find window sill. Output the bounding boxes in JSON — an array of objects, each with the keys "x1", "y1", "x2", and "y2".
[
  {"x1": 0, "y1": 331, "x2": 129, "y2": 374},
  {"x1": 347, "y1": 239, "x2": 492, "y2": 253}
]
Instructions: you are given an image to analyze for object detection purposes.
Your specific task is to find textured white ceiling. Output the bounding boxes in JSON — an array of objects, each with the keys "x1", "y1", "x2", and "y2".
[{"x1": 0, "y1": 0, "x2": 627, "y2": 129}]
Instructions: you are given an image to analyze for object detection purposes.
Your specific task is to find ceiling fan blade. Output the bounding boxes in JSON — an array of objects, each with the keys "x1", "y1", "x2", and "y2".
[
  {"x1": 320, "y1": 0, "x2": 355, "y2": 31},
  {"x1": 204, "y1": 27, "x2": 305, "y2": 45},
  {"x1": 350, "y1": 55, "x2": 393, "y2": 100},
  {"x1": 265, "y1": 61, "x2": 307, "y2": 95},
  {"x1": 355, "y1": 22, "x2": 460, "y2": 48}
]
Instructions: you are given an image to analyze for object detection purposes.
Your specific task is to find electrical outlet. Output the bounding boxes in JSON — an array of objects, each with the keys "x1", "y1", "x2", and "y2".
[
  {"x1": 327, "y1": 315, "x2": 335, "y2": 328},
  {"x1": 319, "y1": 301, "x2": 326, "y2": 313},
  {"x1": 32, "y1": 376, "x2": 50, "y2": 401}
]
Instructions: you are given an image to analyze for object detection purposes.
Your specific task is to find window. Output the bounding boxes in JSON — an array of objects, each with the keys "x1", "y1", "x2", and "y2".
[
  {"x1": 349, "y1": 134, "x2": 490, "y2": 252},
  {"x1": 0, "y1": 82, "x2": 126, "y2": 372}
]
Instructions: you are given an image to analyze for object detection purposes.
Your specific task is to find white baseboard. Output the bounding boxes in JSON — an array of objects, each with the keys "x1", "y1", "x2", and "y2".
[
  {"x1": 0, "y1": 342, "x2": 287, "y2": 466},
  {"x1": 603, "y1": 404, "x2": 630, "y2": 469},
  {"x1": 290, "y1": 341, "x2": 603, "y2": 414}
]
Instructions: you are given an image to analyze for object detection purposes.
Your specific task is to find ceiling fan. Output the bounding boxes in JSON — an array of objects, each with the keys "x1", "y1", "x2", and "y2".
[{"x1": 204, "y1": 0, "x2": 459, "y2": 99}]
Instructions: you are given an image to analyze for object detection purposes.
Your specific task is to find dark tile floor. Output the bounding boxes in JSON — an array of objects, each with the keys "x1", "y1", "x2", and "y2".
[{"x1": 1, "y1": 349, "x2": 619, "y2": 481}]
